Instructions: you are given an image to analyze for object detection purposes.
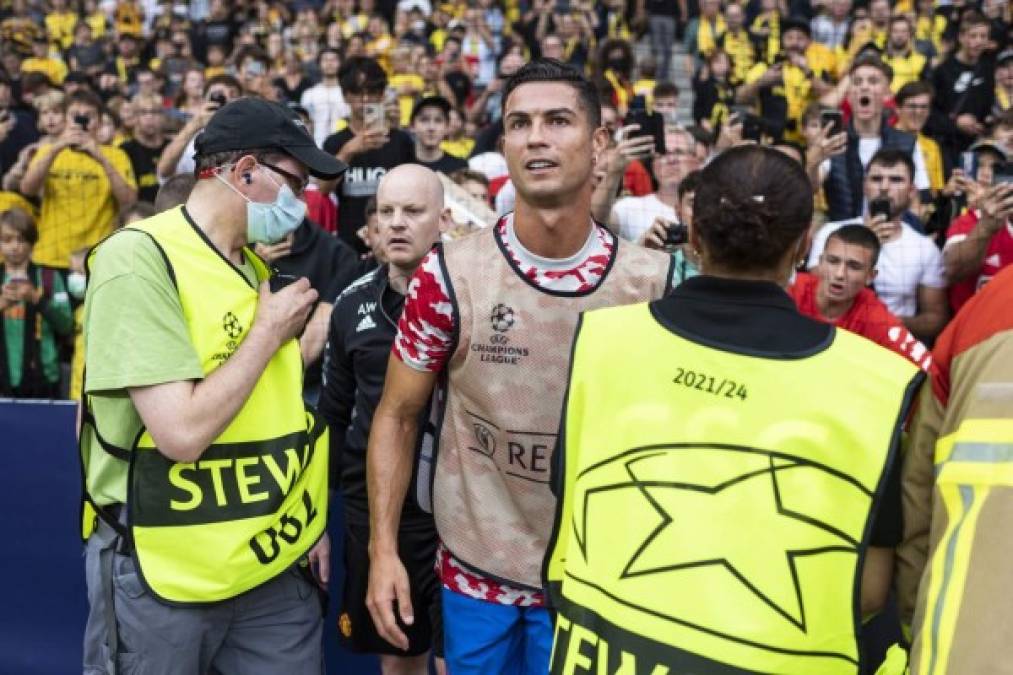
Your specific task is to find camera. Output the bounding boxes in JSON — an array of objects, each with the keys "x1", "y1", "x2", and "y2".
[
  {"x1": 869, "y1": 197, "x2": 892, "y2": 221},
  {"x1": 664, "y1": 222, "x2": 689, "y2": 247},
  {"x1": 73, "y1": 113, "x2": 90, "y2": 129},
  {"x1": 731, "y1": 108, "x2": 763, "y2": 143},
  {"x1": 208, "y1": 91, "x2": 227, "y2": 109}
]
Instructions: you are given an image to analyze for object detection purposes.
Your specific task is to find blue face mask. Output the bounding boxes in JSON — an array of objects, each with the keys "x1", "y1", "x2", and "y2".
[{"x1": 219, "y1": 165, "x2": 307, "y2": 244}]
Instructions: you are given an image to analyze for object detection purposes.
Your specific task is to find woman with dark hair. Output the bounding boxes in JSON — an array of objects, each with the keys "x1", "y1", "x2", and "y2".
[{"x1": 546, "y1": 145, "x2": 925, "y2": 674}]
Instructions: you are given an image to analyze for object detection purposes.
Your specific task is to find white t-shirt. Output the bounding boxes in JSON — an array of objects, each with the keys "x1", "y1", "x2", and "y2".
[
  {"x1": 301, "y1": 84, "x2": 350, "y2": 147},
  {"x1": 610, "y1": 193, "x2": 677, "y2": 243},
  {"x1": 808, "y1": 218, "x2": 946, "y2": 317},
  {"x1": 857, "y1": 136, "x2": 930, "y2": 190},
  {"x1": 174, "y1": 136, "x2": 198, "y2": 177}
]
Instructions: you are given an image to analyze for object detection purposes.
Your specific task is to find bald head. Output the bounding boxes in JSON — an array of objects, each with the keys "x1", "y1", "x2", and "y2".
[
  {"x1": 378, "y1": 163, "x2": 444, "y2": 207},
  {"x1": 376, "y1": 163, "x2": 448, "y2": 274}
]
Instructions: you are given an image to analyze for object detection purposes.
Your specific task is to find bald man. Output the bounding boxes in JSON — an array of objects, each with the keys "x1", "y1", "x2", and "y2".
[{"x1": 319, "y1": 164, "x2": 450, "y2": 675}]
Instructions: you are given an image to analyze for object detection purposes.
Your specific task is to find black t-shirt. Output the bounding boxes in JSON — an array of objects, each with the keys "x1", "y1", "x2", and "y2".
[
  {"x1": 0, "y1": 109, "x2": 39, "y2": 178},
  {"x1": 272, "y1": 218, "x2": 373, "y2": 393},
  {"x1": 272, "y1": 75, "x2": 312, "y2": 104},
  {"x1": 417, "y1": 152, "x2": 468, "y2": 175},
  {"x1": 444, "y1": 71, "x2": 472, "y2": 109},
  {"x1": 647, "y1": 275, "x2": 915, "y2": 548},
  {"x1": 67, "y1": 43, "x2": 106, "y2": 70},
  {"x1": 120, "y1": 138, "x2": 168, "y2": 203},
  {"x1": 322, "y1": 128, "x2": 415, "y2": 251}
]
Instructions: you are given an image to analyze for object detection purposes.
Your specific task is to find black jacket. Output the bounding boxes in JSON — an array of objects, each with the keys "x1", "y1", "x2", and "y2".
[
  {"x1": 318, "y1": 266, "x2": 433, "y2": 526},
  {"x1": 273, "y1": 218, "x2": 373, "y2": 393},
  {"x1": 927, "y1": 54, "x2": 995, "y2": 161},
  {"x1": 824, "y1": 120, "x2": 916, "y2": 222}
]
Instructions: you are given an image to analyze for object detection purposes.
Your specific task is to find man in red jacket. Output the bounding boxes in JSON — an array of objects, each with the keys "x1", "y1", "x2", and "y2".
[{"x1": 792, "y1": 223, "x2": 934, "y2": 371}]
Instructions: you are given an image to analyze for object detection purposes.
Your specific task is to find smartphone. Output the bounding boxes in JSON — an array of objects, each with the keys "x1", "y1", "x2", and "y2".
[
  {"x1": 625, "y1": 110, "x2": 666, "y2": 155},
  {"x1": 961, "y1": 151, "x2": 977, "y2": 177},
  {"x1": 364, "y1": 102, "x2": 386, "y2": 133},
  {"x1": 869, "y1": 197, "x2": 892, "y2": 220},
  {"x1": 730, "y1": 110, "x2": 763, "y2": 142},
  {"x1": 820, "y1": 109, "x2": 844, "y2": 136},
  {"x1": 664, "y1": 222, "x2": 688, "y2": 247},
  {"x1": 269, "y1": 273, "x2": 299, "y2": 293}
]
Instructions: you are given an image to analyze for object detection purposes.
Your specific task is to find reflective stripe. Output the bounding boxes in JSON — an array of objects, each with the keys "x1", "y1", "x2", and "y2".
[
  {"x1": 921, "y1": 483, "x2": 987, "y2": 675},
  {"x1": 950, "y1": 442, "x2": 1013, "y2": 464}
]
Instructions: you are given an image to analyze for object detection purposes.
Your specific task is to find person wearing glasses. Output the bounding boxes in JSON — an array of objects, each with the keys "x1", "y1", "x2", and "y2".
[
  {"x1": 894, "y1": 81, "x2": 945, "y2": 197},
  {"x1": 79, "y1": 98, "x2": 346, "y2": 674},
  {"x1": 608, "y1": 126, "x2": 701, "y2": 243}
]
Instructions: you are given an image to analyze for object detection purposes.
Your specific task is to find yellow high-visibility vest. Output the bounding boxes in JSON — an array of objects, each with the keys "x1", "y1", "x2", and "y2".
[
  {"x1": 914, "y1": 417, "x2": 1013, "y2": 674},
  {"x1": 546, "y1": 301, "x2": 920, "y2": 674},
  {"x1": 82, "y1": 208, "x2": 328, "y2": 604}
]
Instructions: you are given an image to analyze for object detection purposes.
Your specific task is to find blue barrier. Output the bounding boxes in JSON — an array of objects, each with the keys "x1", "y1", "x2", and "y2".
[{"x1": 0, "y1": 399, "x2": 379, "y2": 674}]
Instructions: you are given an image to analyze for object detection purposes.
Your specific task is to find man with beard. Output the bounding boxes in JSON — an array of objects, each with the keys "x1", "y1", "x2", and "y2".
[
  {"x1": 812, "y1": 149, "x2": 949, "y2": 343},
  {"x1": 824, "y1": 53, "x2": 930, "y2": 222},
  {"x1": 883, "y1": 15, "x2": 930, "y2": 93}
]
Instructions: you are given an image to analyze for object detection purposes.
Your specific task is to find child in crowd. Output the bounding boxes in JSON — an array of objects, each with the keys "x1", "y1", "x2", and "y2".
[{"x1": 0, "y1": 208, "x2": 73, "y2": 398}]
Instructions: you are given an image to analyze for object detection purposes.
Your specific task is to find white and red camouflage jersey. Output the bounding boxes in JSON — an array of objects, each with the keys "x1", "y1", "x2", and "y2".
[
  {"x1": 394, "y1": 215, "x2": 614, "y2": 606},
  {"x1": 394, "y1": 215, "x2": 614, "y2": 372}
]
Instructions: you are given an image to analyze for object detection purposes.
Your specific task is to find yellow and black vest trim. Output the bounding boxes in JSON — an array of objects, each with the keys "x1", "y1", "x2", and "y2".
[{"x1": 545, "y1": 302, "x2": 921, "y2": 674}]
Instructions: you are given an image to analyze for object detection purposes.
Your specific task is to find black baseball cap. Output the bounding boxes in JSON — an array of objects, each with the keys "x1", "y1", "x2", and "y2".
[
  {"x1": 410, "y1": 95, "x2": 452, "y2": 123},
  {"x1": 195, "y1": 97, "x2": 346, "y2": 179}
]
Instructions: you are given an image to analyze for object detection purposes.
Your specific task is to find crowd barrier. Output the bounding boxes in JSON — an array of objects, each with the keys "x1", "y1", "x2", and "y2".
[
  {"x1": 0, "y1": 399, "x2": 378, "y2": 674},
  {"x1": 1, "y1": 398, "x2": 898, "y2": 674}
]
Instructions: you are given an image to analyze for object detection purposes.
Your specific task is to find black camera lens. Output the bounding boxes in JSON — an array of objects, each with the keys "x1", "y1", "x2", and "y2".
[{"x1": 74, "y1": 113, "x2": 90, "y2": 128}]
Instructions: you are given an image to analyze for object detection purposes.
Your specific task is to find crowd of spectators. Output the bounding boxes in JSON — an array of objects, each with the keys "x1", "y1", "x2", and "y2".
[{"x1": 0, "y1": 0, "x2": 1011, "y2": 402}]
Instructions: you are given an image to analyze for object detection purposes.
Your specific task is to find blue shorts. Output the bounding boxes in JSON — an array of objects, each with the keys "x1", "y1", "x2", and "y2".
[{"x1": 442, "y1": 587, "x2": 552, "y2": 675}]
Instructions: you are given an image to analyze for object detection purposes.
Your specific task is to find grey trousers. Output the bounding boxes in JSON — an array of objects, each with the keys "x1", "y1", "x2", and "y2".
[
  {"x1": 83, "y1": 519, "x2": 324, "y2": 675},
  {"x1": 649, "y1": 14, "x2": 678, "y2": 83}
]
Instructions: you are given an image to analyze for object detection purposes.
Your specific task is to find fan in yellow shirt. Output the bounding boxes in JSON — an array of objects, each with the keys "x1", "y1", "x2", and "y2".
[
  {"x1": 44, "y1": 0, "x2": 77, "y2": 50},
  {"x1": 19, "y1": 91, "x2": 137, "y2": 270},
  {"x1": 21, "y1": 36, "x2": 68, "y2": 85}
]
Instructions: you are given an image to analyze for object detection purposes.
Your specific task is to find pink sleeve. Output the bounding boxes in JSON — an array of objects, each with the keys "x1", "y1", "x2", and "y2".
[{"x1": 392, "y1": 250, "x2": 456, "y2": 373}]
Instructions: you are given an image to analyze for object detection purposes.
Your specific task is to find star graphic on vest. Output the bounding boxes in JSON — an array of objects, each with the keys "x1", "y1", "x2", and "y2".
[
  {"x1": 615, "y1": 456, "x2": 855, "y2": 631},
  {"x1": 571, "y1": 447, "x2": 866, "y2": 637}
]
